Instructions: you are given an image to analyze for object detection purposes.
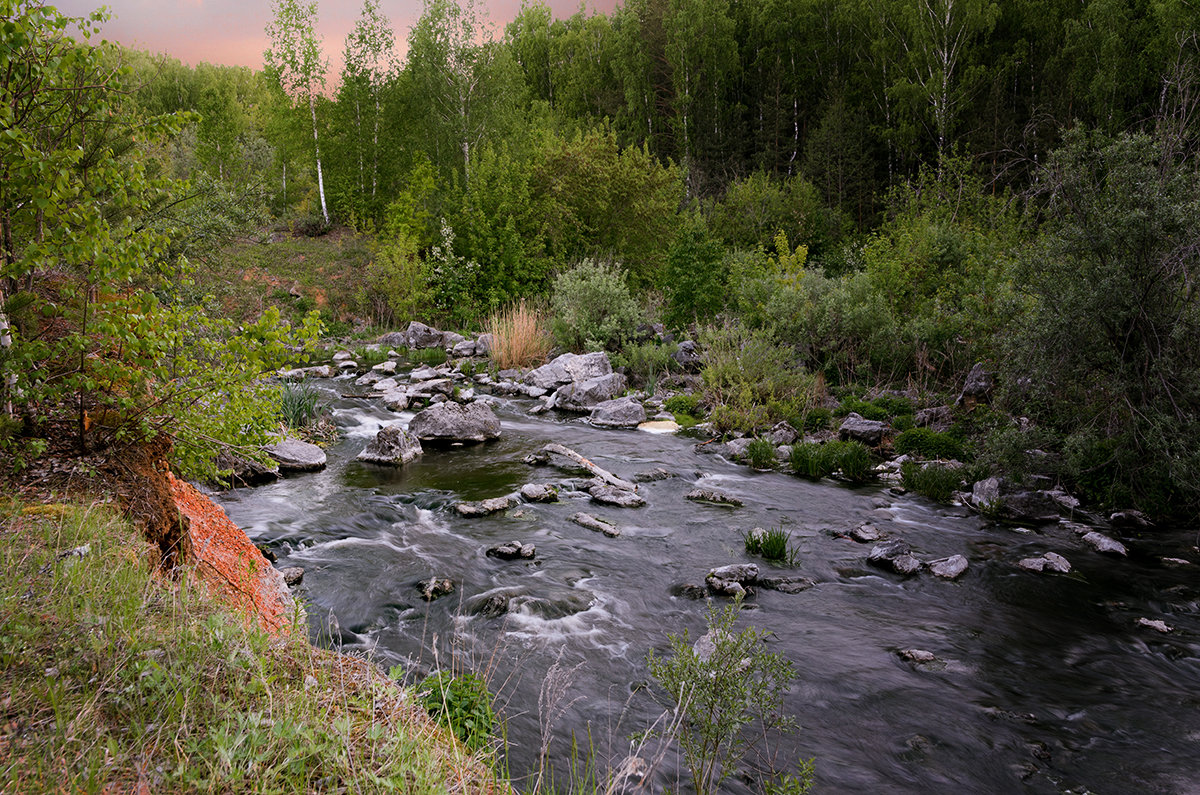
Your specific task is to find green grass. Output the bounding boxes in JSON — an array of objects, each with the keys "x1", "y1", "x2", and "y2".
[
  {"x1": 894, "y1": 427, "x2": 964, "y2": 460},
  {"x1": 0, "y1": 498, "x2": 503, "y2": 794},
  {"x1": 788, "y1": 441, "x2": 874, "y2": 483},
  {"x1": 278, "y1": 382, "x2": 322, "y2": 428},
  {"x1": 901, "y1": 461, "x2": 964, "y2": 503},
  {"x1": 747, "y1": 438, "x2": 778, "y2": 469},
  {"x1": 743, "y1": 526, "x2": 800, "y2": 566}
]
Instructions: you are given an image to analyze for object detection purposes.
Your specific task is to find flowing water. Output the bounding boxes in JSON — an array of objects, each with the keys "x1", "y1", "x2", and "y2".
[{"x1": 217, "y1": 379, "x2": 1200, "y2": 794}]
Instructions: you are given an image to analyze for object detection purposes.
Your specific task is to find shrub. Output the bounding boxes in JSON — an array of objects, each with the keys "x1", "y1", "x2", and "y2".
[
  {"x1": 700, "y1": 321, "x2": 816, "y2": 434},
  {"x1": 802, "y1": 407, "x2": 833, "y2": 431},
  {"x1": 833, "y1": 396, "x2": 889, "y2": 422},
  {"x1": 831, "y1": 440, "x2": 874, "y2": 483},
  {"x1": 646, "y1": 599, "x2": 808, "y2": 795},
  {"x1": 487, "y1": 298, "x2": 551, "y2": 369},
  {"x1": 614, "y1": 341, "x2": 677, "y2": 389},
  {"x1": 550, "y1": 260, "x2": 640, "y2": 352},
  {"x1": 894, "y1": 427, "x2": 963, "y2": 460},
  {"x1": 901, "y1": 461, "x2": 963, "y2": 503},
  {"x1": 743, "y1": 526, "x2": 800, "y2": 566},
  {"x1": 747, "y1": 438, "x2": 778, "y2": 469},
  {"x1": 664, "y1": 393, "x2": 701, "y2": 416},
  {"x1": 664, "y1": 214, "x2": 728, "y2": 329},
  {"x1": 416, "y1": 671, "x2": 496, "y2": 753},
  {"x1": 790, "y1": 442, "x2": 837, "y2": 479},
  {"x1": 362, "y1": 232, "x2": 431, "y2": 328}
]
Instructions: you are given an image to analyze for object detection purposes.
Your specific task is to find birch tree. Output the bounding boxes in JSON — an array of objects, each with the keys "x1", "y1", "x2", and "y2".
[
  {"x1": 264, "y1": 0, "x2": 330, "y2": 224},
  {"x1": 341, "y1": 0, "x2": 397, "y2": 199}
]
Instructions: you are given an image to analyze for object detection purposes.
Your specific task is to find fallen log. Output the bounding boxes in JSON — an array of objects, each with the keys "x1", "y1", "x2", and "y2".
[{"x1": 530, "y1": 443, "x2": 637, "y2": 492}]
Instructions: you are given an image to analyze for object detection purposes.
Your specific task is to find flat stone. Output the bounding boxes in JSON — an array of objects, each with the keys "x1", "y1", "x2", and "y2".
[
  {"x1": 1042, "y1": 552, "x2": 1072, "y2": 573},
  {"x1": 569, "y1": 512, "x2": 620, "y2": 537},
  {"x1": 1018, "y1": 557, "x2": 1048, "y2": 572},
  {"x1": 685, "y1": 488, "x2": 744, "y2": 507},
  {"x1": 633, "y1": 468, "x2": 674, "y2": 483},
  {"x1": 759, "y1": 576, "x2": 816, "y2": 594},
  {"x1": 590, "y1": 395, "x2": 647, "y2": 428},
  {"x1": 589, "y1": 485, "x2": 646, "y2": 508},
  {"x1": 264, "y1": 437, "x2": 327, "y2": 472},
  {"x1": 1082, "y1": 531, "x2": 1127, "y2": 556},
  {"x1": 850, "y1": 524, "x2": 880, "y2": 543},
  {"x1": 456, "y1": 496, "x2": 516, "y2": 517},
  {"x1": 927, "y1": 554, "x2": 969, "y2": 580},
  {"x1": 838, "y1": 412, "x2": 888, "y2": 447},
  {"x1": 1137, "y1": 617, "x2": 1173, "y2": 633},
  {"x1": 899, "y1": 649, "x2": 938, "y2": 663},
  {"x1": 372, "y1": 360, "x2": 397, "y2": 374}
]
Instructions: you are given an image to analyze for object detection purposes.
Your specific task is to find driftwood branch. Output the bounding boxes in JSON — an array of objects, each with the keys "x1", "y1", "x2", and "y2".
[{"x1": 532, "y1": 443, "x2": 637, "y2": 492}]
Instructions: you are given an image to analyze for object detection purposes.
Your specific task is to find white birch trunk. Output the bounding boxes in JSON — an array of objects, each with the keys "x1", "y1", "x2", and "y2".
[{"x1": 310, "y1": 93, "x2": 329, "y2": 225}]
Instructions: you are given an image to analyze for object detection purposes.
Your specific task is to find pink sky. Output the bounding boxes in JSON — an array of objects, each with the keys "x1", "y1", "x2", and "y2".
[{"x1": 54, "y1": 1, "x2": 619, "y2": 71}]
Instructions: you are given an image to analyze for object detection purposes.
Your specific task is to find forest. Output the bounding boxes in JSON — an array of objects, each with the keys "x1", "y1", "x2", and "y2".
[{"x1": 2, "y1": 0, "x2": 1199, "y2": 518}]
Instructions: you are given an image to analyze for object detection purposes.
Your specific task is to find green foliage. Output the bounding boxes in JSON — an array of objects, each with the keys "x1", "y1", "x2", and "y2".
[
  {"x1": 664, "y1": 394, "x2": 701, "y2": 417},
  {"x1": 747, "y1": 438, "x2": 778, "y2": 469},
  {"x1": 743, "y1": 526, "x2": 799, "y2": 566},
  {"x1": 613, "y1": 341, "x2": 677, "y2": 389},
  {"x1": 802, "y1": 408, "x2": 832, "y2": 431},
  {"x1": 416, "y1": 671, "x2": 496, "y2": 753},
  {"x1": 0, "y1": 500, "x2": 501, "y2": 793},
  {"x1": 549, "y1": 260, "x2": 640, "y2": 352},
  {"x1": 646, "y1": 599, "x2": 806, "y2": 795},
  {"x1": 664, "y1": 214, "x2": 727, "y2": 330},
  {"x1": 278, "y1": 383, "x2": 322, "y2": 429},
  {"x1": 832, "y1": 440, "x2": 874, "y2": 483},
  {"x1": 1008, "y1": 130, "x2": 1200, "y2": 517},
  {"x1": 901, "y1": 462, "x2": 964, "y2": 504},
  {"x1": 894, "y1": 428, "x2": 963, "y2": 460},
  {"x1": 834, "y1": 397, "x2": 889, "y2": 422},
  {"x1": 708, "y1": 171, "x2": 835, "y2": 257},
  {"x1": 700, "y1": 322, "x2": 815, "y2": 434},
  {"x1": 789, "y1": 443, "x2": 836, "y2": 479}
]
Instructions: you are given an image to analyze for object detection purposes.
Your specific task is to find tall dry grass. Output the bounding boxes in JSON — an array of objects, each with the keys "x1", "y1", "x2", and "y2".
[{"x1": 487, "y1": 299, "x2": 551, "y2": 369}]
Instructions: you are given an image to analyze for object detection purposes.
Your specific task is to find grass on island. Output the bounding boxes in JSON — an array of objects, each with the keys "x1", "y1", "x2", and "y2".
[{"x1": 0, "y1": 497, "x2": 504, "y2": 794}]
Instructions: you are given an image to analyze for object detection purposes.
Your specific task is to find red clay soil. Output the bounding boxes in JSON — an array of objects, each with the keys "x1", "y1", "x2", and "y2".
[{"x1": 168, "y1": 473, "x2": 294, "y2": 635}]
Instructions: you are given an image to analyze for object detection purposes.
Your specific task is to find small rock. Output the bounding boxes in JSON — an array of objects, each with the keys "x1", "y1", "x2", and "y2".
[
  {"x1": 280, "y1": 567, "x2": 304, "y2": 587},
  {"x1": 256, "y1": 544, "x2": 277, "y2": 563},
  {"x1": 838, "y1": 412, "x2": 888, "y2": 447},
  {"x1": 706, "y1": 563, "x2": 759, "y2": 596},
  {"x1": 417, "y1": 577, "x2": 454, "y2": 601},
  {"x1": 569, "y1": 512, "x2": 620, "y2": 537},
  {"x1": 1081, "y1": 531, "x2": 1128, "y2": 557},
  {"x1": 486, "y1": 541, "x2": 536, "y2": 561},
  {"x1": 633, "y1": 467, "x2": 674, "y2": 483},
  {"x1": 1110, "y1": 510, "x2": 1152, "y2": 530},
  {"x1": 1042, "y1": 552, "x2": 1071, "y2": 573},
  {"x1": 589, "y1": 485, "x2": 646, "y2": 508},
  {"x1": 899, "y1": 649, "x2": 938, "y2": 663},
  {"x1": 1162, "y1": 557, "x2": 1192, "y2": 567},
  {"x1": 758, "y1": 576, "x2": 816, "y2": 594},
  {"x1": 589, "y1": 395, "x2": 648, "y2": 428},
  {"x1": 685, "y1": 488, "x2": 744, "y2": 507},
  {"x1": 520, "y1": 483, "x2": 558, "y2": 503},
  {"x1": 410, "y1": 364, "x2": 439, "y2": 382},
  {"x1": 337, "y1": 359, "x2": 358, "y2": 370},
  {"x1": 1018, "y1": 557, "x2": 1047, "y2": 572},
  {"x1": 264, "y1": 437, "x2": 327, "y2": 473},
  {"x1": 1136, "y1": 617, "x2": 1173, "y2": 633},
  {"x1": 332, "y1": 350, "x2": 353, "y2": 362},
  {"x1": 868, "y1": 539, "x2": 921, "y2": 575},
  {"x1": 766, "y1": 421, "x2": 800, "y2": 446},
  {"x1": 850, "y1": 524, "x2": 880, "y2": 543},
  {"x1": 372, "y1": 360, "x2": 397, "y2": 374},
  {"x1": 456, "y1": 496, "x2": 516, "y2": 517},
  {"x1": 356, "y1": 424, "x2": 423, "y2": 466},
  {"x1": 927, "y1": 555, "x2": 969, "y2": 580}
]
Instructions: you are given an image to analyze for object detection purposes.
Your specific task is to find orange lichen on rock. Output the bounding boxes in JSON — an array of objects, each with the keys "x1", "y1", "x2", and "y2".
[{"x1": 168, "y1": 473, "x2": 295, "y2": 635}]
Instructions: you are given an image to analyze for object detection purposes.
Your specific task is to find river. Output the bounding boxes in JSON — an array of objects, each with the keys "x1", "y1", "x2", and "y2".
[{"x1": 216, "y1": 378, "x2": 1200, "y2": 794}]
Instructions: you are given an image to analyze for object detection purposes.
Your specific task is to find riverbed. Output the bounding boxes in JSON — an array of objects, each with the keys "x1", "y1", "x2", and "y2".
[{"x1": 216, "y1": 379, "x2": 1200, "y2": 794}]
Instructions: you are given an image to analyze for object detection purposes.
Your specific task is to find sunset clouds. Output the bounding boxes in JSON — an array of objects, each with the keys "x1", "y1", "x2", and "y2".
[{"x1": 53, "y1": 0, "x2": 618, "y2": 70}]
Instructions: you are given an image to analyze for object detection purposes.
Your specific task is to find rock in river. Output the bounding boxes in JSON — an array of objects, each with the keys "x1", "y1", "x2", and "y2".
[
  {"x1": 590, "y1": 395, "x2": 647, "y2": 428},
  {"x1": 868, "y1": 539, "x2": 922, "y2": 576},
  {"x1": 570, "y1": 512, "x2": 620, "y2": 537},
  {"x1": 487, "y1": 541, "x2": 536, "y2": 561},
  {"x1": 409, "y1": 401, "x2": 501, "y2": 444},
  {"x1": 264, "y1": 437, "x2": 326, "y2": 473},
  {"x1": 520, "y1": 483, "x2": 559, "y2": 503},
  {"x1": 706, "y1": 563, "x2": 759, "y2": 597},
  {"x1": 927, "y1": 554, "x2": 969, "y2": 580},
  {"x1": 457, "y1": 496, "x2": 516, "y2": 517},
  {"x1": 685, "y1": 488, "x2": 744, "y2": 507},
  {"x1": 356, "y1": 424, "x2": 423, "y2": 466},
  {"x1": 589, "y1": 485, "x2": 646, "y2": 508}
]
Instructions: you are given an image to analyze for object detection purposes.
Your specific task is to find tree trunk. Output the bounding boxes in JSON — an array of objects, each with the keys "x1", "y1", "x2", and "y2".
[{"x1": 310, "y1": 93, "x2": 329, "y2": 225}]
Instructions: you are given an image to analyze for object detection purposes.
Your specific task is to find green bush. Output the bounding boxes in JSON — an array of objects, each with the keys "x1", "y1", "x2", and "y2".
[
  {"x1": 894, "y1": 427, "x2": 963, "y2": 460},
  {"x1": 416, "y1": 671, "x2": 496, "y2": 753},
  {"x1": 901, "y1": 461, "x2": 963, "y2": 503},
  {"x1": 747, "y1": 438, "x2": 778, "y2": 469},
  {"x1": 831, "y1": 440, "x2": 874, "y2": 483},
  {"x1": 790, "y1": 443, "x2": 837, "y2": 479},
  {"x1": 614, "y1": 341, "x2": 677, "y2": 389},
  {"x1": 802, "y1": 407, "x2": 832, "y2": 431},
  {"x1": 664, "y1": 214, "x2": 727, "y2": 330},
  {"x1": 665, "y1": 393, "x2": 701, "y2": 416},
  {"x1": 700, "y1": 321, "x2": 815, "y2": 434},
  {"x1": 834, "y1": 396, "x2": 888, "y2": 422},
  {"x1": 646, "y1": 599, "x2": 808, "y2": 795},
  {"x1": 550, "y1": 260, "x2": 641, "y2": 352}
]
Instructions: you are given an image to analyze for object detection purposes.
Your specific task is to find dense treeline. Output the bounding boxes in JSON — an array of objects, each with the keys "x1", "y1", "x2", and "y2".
[{"x1": 1, "y1": 0, "x2": 1198, "y2": 518}]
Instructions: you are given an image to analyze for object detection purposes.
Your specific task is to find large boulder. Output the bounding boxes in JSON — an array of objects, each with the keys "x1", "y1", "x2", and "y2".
[
  {"x1": 956, "y1": 362, "x2": 995, "y2": 409},
  {"x1": 524, "y1": 352, "x2": 614, "y2": 391},
  {"x1": 474, "y1": 334, "x2": 493, "y2": 356},
  {"x1": 590, "y1": 396, "x2": 647, "y2": 428},
  {"x1": 969, "y1": 477, "x2": 1061, "y2": 524},
  {"x1": 405, "y1": 321, "x2": 445, "y2": 350},
  {"x1": 838, "y1": 412, "x2": 888, "y2": 447},
  {"x1": 553, "y1": 372, "x2": 628, "y2": 412},
  {"x1": 706, "y1": 563, "x2": 759, "y2": 597},
  {"x1": 264, "y1": 437, "x2": 326, "y2": 472},
  {"x1": 672, "y1": 340, "x2": 702, "y2": 372},
  {"x1": 356, "y1": 425, "x2": 423, "y2": 466},
  {"x1": 409, "y1": 401, "x2": 501, "y2": 443}
]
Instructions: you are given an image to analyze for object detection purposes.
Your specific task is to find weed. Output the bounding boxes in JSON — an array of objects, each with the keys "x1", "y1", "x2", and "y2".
[
  {"x1": 790, "y1": 442, "x2": 836, "y2": 479},
  {"x1": 278, "y1": 382, "x2": 321, "y2": 429},
  {"x1": 833, "y1": 440, "x2": 874, "y2": 483},
  {"x1": 410, "y1": 347, "x2": 449, "y2": 366},
  {"x1": 901, "y1": 461, "x2": 963, "y2": 503},
  {"x1": 744, "y1": 526, "x2": 800, "y2": 566},
  {"x1": 664, "y1": 393, "x2": 701, "y2": 416},
  {"x1": 417, "y1": 670, "x2": 497, "y2": 754},
  {"x1": 894, "y1": 427, "x2": 963, "y2": 460},
  {"x1": 747, "y1": 438, "x2": 778, "y2": 469},
  {"x1": 487, "y1": 299, "x2": 551, "y2": 370}
]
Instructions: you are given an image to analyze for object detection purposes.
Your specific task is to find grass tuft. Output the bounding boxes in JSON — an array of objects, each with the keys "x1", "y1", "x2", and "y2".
[{"x1": 487, "y1": 299, "x2": 551, "y2": 370}]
